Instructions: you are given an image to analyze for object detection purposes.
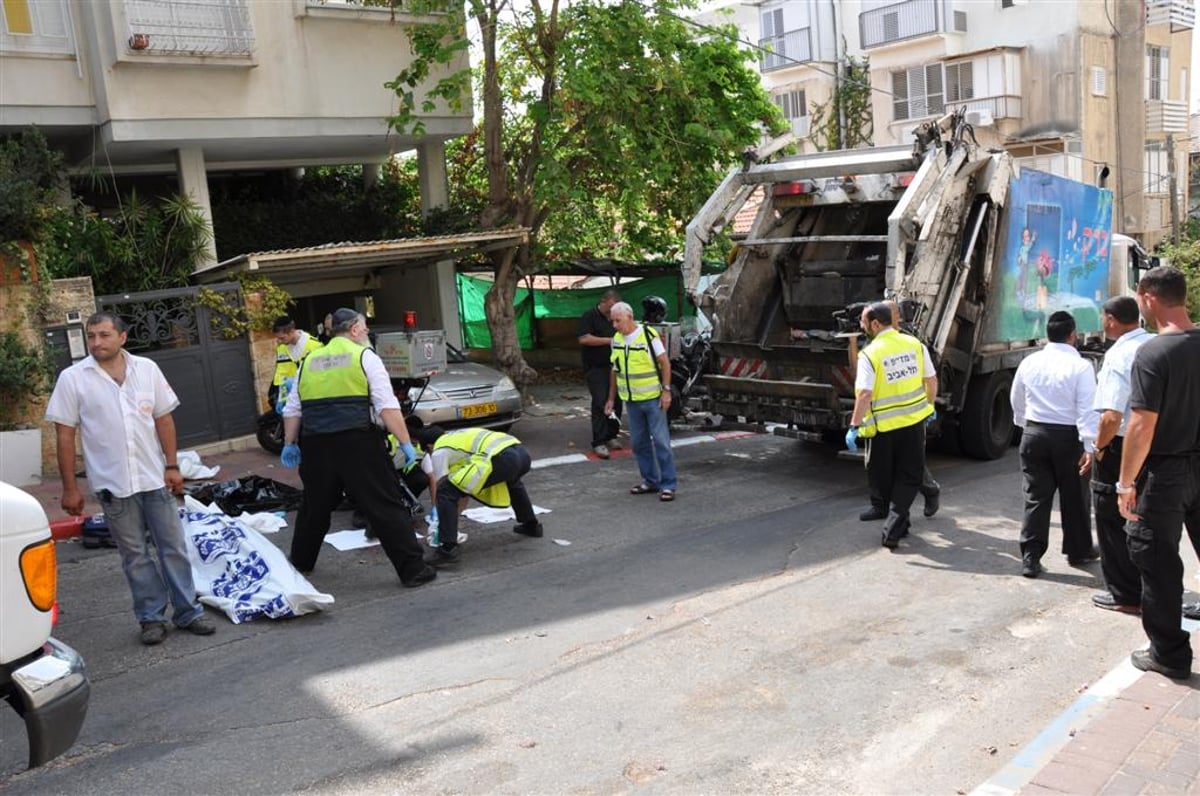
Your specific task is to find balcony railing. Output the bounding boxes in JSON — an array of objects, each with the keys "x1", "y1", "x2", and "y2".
[
  {"x1": 1146, "y1": 99, "x2": 1188, "y2": 134},
  {"x1": 956, "y1": 94, "x2": 1022, "y2": 122},
  {"x1": 860, "y1": 0, "x2": 966, "y2": 50},
  {"x1": 759, "y1": 27, "x2": 812, "y2": 72},
  {"x1": 1145, "y1": 0, "x2": 1195, "y2": 31},
  {"x1": 124, "y1": 0, "x2": 254, "y2": 56}
]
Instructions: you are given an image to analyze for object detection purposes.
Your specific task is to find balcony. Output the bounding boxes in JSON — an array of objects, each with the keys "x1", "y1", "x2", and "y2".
[
  {"x1": 860, "y1": 0, "x2": 966, "y2": 50},
  {"x1": 1145, "y1": 0, "x2": 1195, "y2": 32},
  {"x1": 1146, "y1": 99, "x2": 1188, "y2": 134},
  {"x1": 123, "y1": 0, "x2": 254, "y2": 57},
  {"x1": 759, "y1": 27, "x2": 812, "y2": 72},
  {"x1": 957, "y1": 94, "x2": 1022, "y2": 123}
]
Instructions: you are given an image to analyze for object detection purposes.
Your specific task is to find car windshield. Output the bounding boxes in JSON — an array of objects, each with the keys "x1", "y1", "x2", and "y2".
[{"x1": 446, "y1": 343, "x2": 468, "y2": 364}]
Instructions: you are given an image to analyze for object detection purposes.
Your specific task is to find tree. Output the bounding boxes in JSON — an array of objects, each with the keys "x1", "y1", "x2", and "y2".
[
  {"x1": 1155, "y1": 238, "x2": 1200, "y2": 321},
  {"x1": 388, "y1": 0, "x2": 784, "y2": 385}
]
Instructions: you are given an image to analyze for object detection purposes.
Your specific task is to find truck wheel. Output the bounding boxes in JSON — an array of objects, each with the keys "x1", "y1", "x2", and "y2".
[{"x1": 959, "y1": 370, "x2": 1014, "y2": 460}]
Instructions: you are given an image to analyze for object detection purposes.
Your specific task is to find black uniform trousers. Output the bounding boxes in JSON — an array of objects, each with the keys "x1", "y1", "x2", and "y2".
[
  {"x1": 1018, "y1": 421, "x2": 1093, "y2": 561},
  {"x1": 1091, "y1": 436, "x2": 1141, "y2": 605},
  {"x1": 585, "y1": 365, "x2": 621, "y2": 447},
  {"x1": 1128, "y1": 454, "x2": 1199, "y2": 671},
  {"x1": 290, "y1": 429, "x2": 427, "y2": 582},
  {"x1": 866, "y1": 421, "x2": 926, "y2": 542},
  {"x1": 435, "y1": 445, "x2": 538, "y2": 552}
]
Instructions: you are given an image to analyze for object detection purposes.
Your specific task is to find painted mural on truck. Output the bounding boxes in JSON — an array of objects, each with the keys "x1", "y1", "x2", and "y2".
[{"x1": 986, "y1": 168, "x2": 1114, "y2": 344}]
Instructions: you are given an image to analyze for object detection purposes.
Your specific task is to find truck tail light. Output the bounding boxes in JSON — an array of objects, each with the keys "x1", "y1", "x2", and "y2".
[
  {"x1": 403, "y1": 310, "x2": 418, "y2": 330},
  {"x1": 20, "y1": 539, "x2": 57, "y2": 613},
  {"x1": 772, "y1": 179, "x2": 817, "y2": 197}
]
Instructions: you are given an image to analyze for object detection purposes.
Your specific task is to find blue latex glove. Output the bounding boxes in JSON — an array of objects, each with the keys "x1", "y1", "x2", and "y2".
[
  {"x1": 925, "y1": 409, "x2": 938, "y2": 426},
  {"x1": 281, "y1": 443, "x2": 301, "y2": 468},
  {"x1": 400, "y1": 441, "x2": 418, "y2": 468},
  {"x1": 845, "y1": 427, "x2": 859, "y2": 451},
  {"x1": 429, "y1": 506, "x2": 438, "y2": 523}
]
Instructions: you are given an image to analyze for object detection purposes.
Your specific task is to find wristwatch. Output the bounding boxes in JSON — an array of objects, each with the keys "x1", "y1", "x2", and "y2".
[{"x1": 1115, "y1": 481, "x2": 1134, "y2": 495}]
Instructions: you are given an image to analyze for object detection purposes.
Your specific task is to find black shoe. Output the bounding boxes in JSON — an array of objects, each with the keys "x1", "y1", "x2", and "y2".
[
  {"x1": 1184, "y1": 602, "x2": 1200, "y2": 621},
  {"x1": 1021, "y1": 556, "x2": 1043, "y2": 578},
  {"x1": 1091, "y1": 592, "x2": 1141, "y2": 615},
  {"x1": 424, "y1": 547, "x2": 460, "y2": 567},
  {"x1": 1130, "y1": 649, "x2": 1191, "y2": 680},
  {"x1": 1068, "y1": 546, "x2": 1101, "y2": 566},
  {"x1": 401, "y1": 565, "x2": 438, "y2": 587},
  {"x1": 140, "y1": 621, "x2": 167, "y2": 646},
  {"x1": 513, "y1": 521, "x2": 544, "y2": 538},
  {"x1": 859, "y1": 507, "x2": 887, "y2": 522},
  {"x1": 179, "y1": 616, "x2": 216, "y2": 635},
  {"x1": 923, "y1": 490, "x2": 940, "y2": 518},
  {"x1": 881, "y1": 532, "x2": 899, "y2": 550}
]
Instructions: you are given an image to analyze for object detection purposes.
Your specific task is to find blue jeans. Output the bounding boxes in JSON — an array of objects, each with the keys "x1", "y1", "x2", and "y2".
[
  {"x1": 626, "y1": 397, "x2": 677, "y2": 491},
  {"x1": 100, "y1": 487, "x2": 204, "y2": 627}
]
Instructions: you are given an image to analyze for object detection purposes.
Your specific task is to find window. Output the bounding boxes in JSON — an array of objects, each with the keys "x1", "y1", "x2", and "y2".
[
  {"x1": 1145, "y1": 45, "x2": 1169, "y2": 100},
  {"x1": 892, "y1": 64, "x2": 944, "y2": 121},
  {"x1": 1090, "y1": 66, "x2": 1107, "y2": 97},
  {"x1": 1143, "y1": 140, "x2": 1168, "y2": 194},
  {"x1": 944, "y1": 61, "x2": 974, "y2": 103},
  {"x1": 1, "y1": 0, "x2": 73, "y2": 54},
  {"x1": 773, "y1": 88, "x2": 809, "y2": 137}
]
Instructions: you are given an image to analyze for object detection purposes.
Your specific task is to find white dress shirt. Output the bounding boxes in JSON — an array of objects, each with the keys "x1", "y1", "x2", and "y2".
[
  {"x1": 282, "y1": 340, "x2": 400, "y2": 421},
  {"x1": 1092, "y1": 328, "x2": 1151, "y2": 437},
  {"x1": 286, "y1": 330, "x2": 314, "y2": 363},
  {"x1": 1010, "y1": 342, "x2": 1098, "y2": 447},
  {"x1": 44, "y1": 350, "x2": 180, "y2": 499}
]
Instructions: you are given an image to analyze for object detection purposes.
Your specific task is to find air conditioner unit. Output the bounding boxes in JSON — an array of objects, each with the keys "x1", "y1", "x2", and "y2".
[{"x1": 965, "y1": 109, "x2": 994, "y2": 128}]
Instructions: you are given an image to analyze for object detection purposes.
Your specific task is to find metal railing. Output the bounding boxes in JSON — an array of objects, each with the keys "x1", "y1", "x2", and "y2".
[
  {"x1": 956, "y1": 94, "x2": 1022, "y2": 121},
  {"x1": 860, "y1": 0, "x2": 963, "y2": 49},
  {"x1": 124, "y1": 0, "x2": 254, "y2": 56},
  {"x1": 758, "y1": 27, "x2": 812, "y2": 72},
  {"x1": 1145, "y1": 99, "x2": 1188, "y2": 134},
  {"x1": 1145, "y1": 0, "x2": 1195, "y2": 31}
]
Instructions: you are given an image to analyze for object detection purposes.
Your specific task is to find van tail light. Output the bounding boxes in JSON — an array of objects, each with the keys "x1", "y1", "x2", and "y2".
[
  {"x1": 394, "y1": 386, "x2": 410, "y2": 402},
  {"x1": 20, "y1": 538, "x2": 57, "y2": 613}
]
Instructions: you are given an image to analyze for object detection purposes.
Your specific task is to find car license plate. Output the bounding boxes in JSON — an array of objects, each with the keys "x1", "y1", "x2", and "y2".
[{"x1": 459, "y1": 402, "x2": 498, "y2": 419}]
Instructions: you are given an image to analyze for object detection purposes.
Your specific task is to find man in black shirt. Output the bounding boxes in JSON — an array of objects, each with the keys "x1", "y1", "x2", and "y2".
[
  {"x1": 579, "y1": 289, "x2": 622, "y2": 458},
  {"x1": 1118, "y1": 266, "x2": 1200, "y2": 681}
]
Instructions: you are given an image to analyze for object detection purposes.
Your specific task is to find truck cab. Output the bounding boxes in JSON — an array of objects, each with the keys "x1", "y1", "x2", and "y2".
[{"x1": 0, "y1": 481, "x2": 90, "y2": 768}]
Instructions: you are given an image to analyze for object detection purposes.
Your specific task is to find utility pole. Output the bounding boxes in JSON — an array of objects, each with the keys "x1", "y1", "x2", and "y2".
[{"x1": 1167, "y1": 133, "x2": 1180, "y2": 245}]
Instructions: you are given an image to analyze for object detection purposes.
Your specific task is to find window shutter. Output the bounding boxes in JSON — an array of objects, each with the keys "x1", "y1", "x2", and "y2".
[
  {"x1": 893, "y1": 70, "x2": 910, "y2": 121},
  {"x1": 925, "y1": 63, "x2": 944, "y2": 116}
]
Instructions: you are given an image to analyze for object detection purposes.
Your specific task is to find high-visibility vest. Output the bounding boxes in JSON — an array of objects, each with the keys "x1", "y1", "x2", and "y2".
[
  {"x1": 859, "y1": 329, "x2": 933, "y2": 438},
  {"x1": 611, "y1": 325, "x2": 663, "y2": 402},
  {"x1": 296, "y1": 336, "x2": 372, "y2": 436},
  {"x1": 386, "y1": 434, "x2": 424, "y2": 473},
  {"x1": 434, "y1": 428, "x2": 520, "y2": 507},
  {"x1": 274, "y1": 334, "x2": 323, "y2": 386}
]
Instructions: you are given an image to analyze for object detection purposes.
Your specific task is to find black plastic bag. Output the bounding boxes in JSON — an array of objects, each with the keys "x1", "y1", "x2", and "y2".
[{"x1": 186, "y1": 476, "x2": 303, "y2": 516}]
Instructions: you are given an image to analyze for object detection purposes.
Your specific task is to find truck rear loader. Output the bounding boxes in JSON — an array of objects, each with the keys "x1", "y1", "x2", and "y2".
[{"x1": 683, "y1": 110, "x2": 1155, "y2": 459}]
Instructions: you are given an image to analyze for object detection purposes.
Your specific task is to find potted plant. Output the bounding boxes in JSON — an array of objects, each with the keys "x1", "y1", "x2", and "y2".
[{"x1": 0, "y1": 331, "x2": 54, "y2": 485}]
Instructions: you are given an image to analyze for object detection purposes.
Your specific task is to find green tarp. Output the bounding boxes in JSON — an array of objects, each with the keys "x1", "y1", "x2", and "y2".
[{"x1": 456, "y1": 274, "x2": 689, "y2": 350}]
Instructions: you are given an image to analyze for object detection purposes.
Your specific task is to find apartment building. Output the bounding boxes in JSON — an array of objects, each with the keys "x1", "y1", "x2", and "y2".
[
  {"x1": 0, "y1": 0, "x2": 474, "y2": 330},
  {"x1": 701, "y1": 0, "x2": 1194, "y2": 246}
]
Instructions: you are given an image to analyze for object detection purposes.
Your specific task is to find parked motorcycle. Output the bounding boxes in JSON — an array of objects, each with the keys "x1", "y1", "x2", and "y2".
[
  {"x1": 668, "y1": 328, "x2": 714, "y2": 422},
  {"x1": 256, "y1": 407, "x2": 285, "y2": 455}
]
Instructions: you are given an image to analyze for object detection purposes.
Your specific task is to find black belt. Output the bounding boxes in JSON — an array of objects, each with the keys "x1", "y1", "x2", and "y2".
[{"x1": 1026, "y1": 420, "x2": 1076, "y2": 431}]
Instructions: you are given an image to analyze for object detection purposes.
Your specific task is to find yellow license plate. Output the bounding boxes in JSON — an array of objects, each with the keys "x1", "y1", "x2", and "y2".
[{"x1": 459, "y1": 402, "x2": 498, "y2": 419}]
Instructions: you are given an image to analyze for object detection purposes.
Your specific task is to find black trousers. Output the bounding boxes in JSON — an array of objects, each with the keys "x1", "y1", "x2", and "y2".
[
  {"x1": 435, "y1": 445, "x2": 537, "y2": 551},
  {"x1": 869, "y1": 466, "x2": 939, "y2": 509},
  {"x1": 1018, "y1": 422, "x2": 1093, "y2": 561},
  {"x1": 866, "y1": 421, "x2": 926, "y2": 541},
  {"x1": 1091, "y1": 436, "x2": 1141, "y2": 605},
  {"x1": 585, "y1": 366, "x2": 621, "y2": 447},
  {"x1": 1128, "y1": 455, "x2": 1199, "y2": 671},
  {"x1": 291, "y1": 429, "x2": 427, "y2": 581}
]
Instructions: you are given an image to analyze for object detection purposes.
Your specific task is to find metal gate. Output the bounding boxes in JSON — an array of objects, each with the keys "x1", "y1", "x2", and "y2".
[{"x1": 97, "y1": 283, "x2": 258, "y2": 447}]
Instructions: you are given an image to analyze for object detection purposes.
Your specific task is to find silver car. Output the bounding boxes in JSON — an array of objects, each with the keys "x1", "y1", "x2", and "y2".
[{"x1": 399, "y1": 344, "x2": 522, "y2": 432}]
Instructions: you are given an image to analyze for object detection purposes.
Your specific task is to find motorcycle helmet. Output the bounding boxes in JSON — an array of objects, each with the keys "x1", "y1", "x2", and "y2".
[{"x1": 641, "y1": 295, "x2": 668, "y2": 324}]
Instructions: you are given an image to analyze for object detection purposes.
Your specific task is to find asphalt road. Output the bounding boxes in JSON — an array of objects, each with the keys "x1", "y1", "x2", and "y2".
[{"x1": 2, "y1": 404, "x2": 1192, "y2": 794}]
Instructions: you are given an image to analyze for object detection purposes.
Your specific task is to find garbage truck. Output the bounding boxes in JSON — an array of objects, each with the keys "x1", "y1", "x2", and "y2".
[{"x1": 683, "y1": 109, "x2": 1158, "y2": 459}]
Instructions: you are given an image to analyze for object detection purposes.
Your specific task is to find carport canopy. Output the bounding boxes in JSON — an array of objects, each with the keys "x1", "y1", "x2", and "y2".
[{"x1": 191, "y1": 228, "x2": 530, "y2": 288}]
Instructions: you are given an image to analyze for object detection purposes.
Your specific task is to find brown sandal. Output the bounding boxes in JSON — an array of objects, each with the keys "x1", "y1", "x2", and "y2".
[
  {"x1": 659, "y1": 489, "x2": 675, "y2": 502},
  {"x1": 630, "y1": 484, "x2": 656, "y2": 495}
]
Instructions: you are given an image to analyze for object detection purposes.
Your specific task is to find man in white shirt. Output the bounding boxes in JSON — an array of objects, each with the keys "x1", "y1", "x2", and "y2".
[
  {"x1": 45, "y1": 312, "x2": 215, "y2": 646},
  {"x1": 1090, "y1": 296, "x2": 1151, "y2": 613},
  {"x1": 1010, "y1": 310, "x2": 1099, "y2": 578}
]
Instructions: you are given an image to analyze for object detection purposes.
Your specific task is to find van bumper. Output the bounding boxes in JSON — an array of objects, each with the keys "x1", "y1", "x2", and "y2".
[{"x1": 10, "y1": 637, "x2": 90, "y2": 767}]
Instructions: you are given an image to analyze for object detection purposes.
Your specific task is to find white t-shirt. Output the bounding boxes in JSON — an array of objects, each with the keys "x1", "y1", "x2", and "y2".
[{"x1": 44, "y1": 350, "x2": 181, "y2": 499}]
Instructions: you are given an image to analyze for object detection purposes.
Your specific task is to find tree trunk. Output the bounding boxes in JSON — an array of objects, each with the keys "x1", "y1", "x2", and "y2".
[{"x1": 484, "y1": 246, "x2": 538, "y2": 392}]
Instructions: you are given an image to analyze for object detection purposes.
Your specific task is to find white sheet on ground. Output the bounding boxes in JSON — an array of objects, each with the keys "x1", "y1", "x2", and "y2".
[
  {"x1": 235, "y1": 511, "x2": 288, "y2": 534},
  {"x1": 181, "y1": 496, "x2": 333, "y2": 623},
  {"x1": 462, "y1": 505, "x2": 551, "y2": 524},
  {"x1": 178, "y1": 450, "x2": 220, "y2": 480}
]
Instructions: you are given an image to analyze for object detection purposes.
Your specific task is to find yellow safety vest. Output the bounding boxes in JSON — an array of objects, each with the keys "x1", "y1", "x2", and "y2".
[
  {"x1": 859, "y1": 329, "x2": 933, "y2": 438},
  {"x1": 434, "y1": 428, "x2": 520, "y2": 507},
  {"x1": 611, "y1": 325, "x2": 663, "y2": 402},
  {"x1": 274, "y1": 335, "x2": 323, "y2": 386},
  {"x1": 386, "y1": 434, "x2": 424, "y2": 473},
  {"x1": 296, "y1": 336, "x2": 372, "y2": 436}
]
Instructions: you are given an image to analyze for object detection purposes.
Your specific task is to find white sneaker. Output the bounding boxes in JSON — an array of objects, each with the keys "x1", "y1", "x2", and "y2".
[{"x1": 593, "y1": 444, "x2": 610, "y2": 459}]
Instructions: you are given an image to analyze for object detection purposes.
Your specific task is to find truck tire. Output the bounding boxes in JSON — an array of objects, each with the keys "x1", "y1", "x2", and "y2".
[{"x1": 959, "y1": 370, "x2": 1014, "y2": 460}]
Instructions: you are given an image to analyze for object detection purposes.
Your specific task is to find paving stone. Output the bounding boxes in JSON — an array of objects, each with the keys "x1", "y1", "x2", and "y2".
[
  {"x1": 1032, "y1": 759, "x2": 1120, "y2": 795},
  {"x1": 1097, "y1": 770, "x2": 1148, "y2": 796}
]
